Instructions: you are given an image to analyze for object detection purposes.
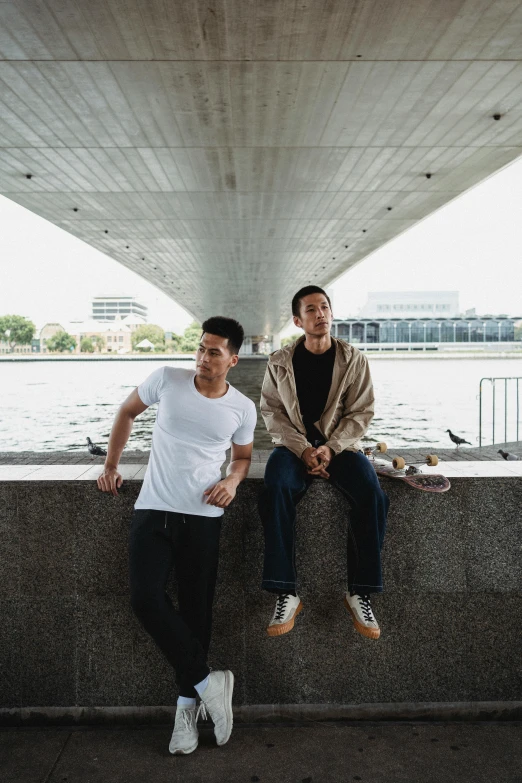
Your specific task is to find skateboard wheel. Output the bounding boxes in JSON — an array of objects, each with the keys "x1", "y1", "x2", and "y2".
[
  {"x1": 426, "y1": 454, "x2": 438, "y2": 466},
  {"x1": 376, "y1": 442, "x2": 387, "y2": 453},
  {"x1": 392, "y1": 456, "x2": 406, "y2": 470}
]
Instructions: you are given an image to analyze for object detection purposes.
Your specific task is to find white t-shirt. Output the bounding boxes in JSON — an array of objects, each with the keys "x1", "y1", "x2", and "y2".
[{"x1": 134, "y1": 367, "x2": 257, "y2": 517}]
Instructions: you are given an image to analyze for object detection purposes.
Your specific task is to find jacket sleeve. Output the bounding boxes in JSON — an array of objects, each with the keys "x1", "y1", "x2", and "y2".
[
  {"x1": 260, "y1": 361, "x2": 311, "y2": 459},
  {"x1": 325, "y1": 353, "x2": 375, "y2": 455}
]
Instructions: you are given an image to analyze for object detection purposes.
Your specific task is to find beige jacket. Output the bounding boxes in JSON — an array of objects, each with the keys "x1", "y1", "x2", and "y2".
[{"x1": 260, "y1": 336, "x2": 374, "y2": 458}]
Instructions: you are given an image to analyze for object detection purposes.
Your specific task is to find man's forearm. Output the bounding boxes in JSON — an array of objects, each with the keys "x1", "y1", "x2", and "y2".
[
  {"x1": 225, "y1": 458, "x2": 251, "y2": 484},
  {"x1": 104, "y1": 409, "x2": 135, "y2": 468}
]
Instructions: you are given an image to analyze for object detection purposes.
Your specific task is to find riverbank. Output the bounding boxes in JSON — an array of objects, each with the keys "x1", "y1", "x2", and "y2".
[
  {"x1": 2, "y1": 350, "x2": 522, "y2": 361},
  {"x1": 0, "y1": 353, "x2": 195, "y2": 362},
  {"x1": 2, "y1": 441, "x2": 520, "y2": 464}
]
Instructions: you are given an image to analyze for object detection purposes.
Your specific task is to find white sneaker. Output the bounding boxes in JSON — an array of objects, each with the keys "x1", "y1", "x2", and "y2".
[
  {"x1": 169, "y1": 706, "x2": 198, "y2": 755},
  {"x1": 267, "y1": 594, "x2": 303, "y2": 637},
  {"x1": 344, "y1": 592, "x2": 380, "y2": 640},
  {"x1": 199, "y1": 670, "x2": 234, "y2": 746}
]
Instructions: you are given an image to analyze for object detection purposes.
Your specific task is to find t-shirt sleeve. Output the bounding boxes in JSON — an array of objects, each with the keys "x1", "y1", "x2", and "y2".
[
  {"x1": 137, "y1": 367, "x2": 166, "y2": 407},
  {"x1": 232, "y1": 400, "x2": 257, "y2": 445}
]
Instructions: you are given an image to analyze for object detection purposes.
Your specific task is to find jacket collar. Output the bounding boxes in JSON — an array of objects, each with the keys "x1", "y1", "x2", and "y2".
[{"x1": 269, "y1": 335, "x2": 352, "y2": 370}]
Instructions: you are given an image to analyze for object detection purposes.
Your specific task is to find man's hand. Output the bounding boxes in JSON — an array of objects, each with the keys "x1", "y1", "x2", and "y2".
[
  {"x1": 307, "y1": 445, "x2": 334, "y2": 479},
  {"x1": 301, "y1": 446, "x2": 328, "y2": 478},
  {"x1": 97, "y1": 466, "x2": 123, "y2": 496},
  {"x1": 301, "y1": 446, "x2": 320, "y2": 471},
  {"x1": 204, "y1": 476, "x2": 239, "y2": 508}
]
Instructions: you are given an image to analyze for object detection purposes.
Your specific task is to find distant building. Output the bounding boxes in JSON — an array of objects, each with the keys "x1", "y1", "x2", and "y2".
[
  {"x1": 0, "y1": 338, "x2": 38, "y2": 354},
  {"x1": 66, "y1": 317, "x2": 134, "y2": 354},
  {"x1": 39, "y1": 323, "x2": 67, "y2": 354},
  {"x1": 333, "y1": 315, "x2": 520, "y2": 346},
  {"x1": 0, "y1": 322, "x2": 65, "y2": 354},
  {"x1": 358, "y1": 291, "x2": 460, "y2": 319},
  {"x1": 91, "y1": 296, "x2": 148, "y2": 322},
  {"x1": 0, "y1": 315, "x2": 150, "y2": 355},
  {"x1": 118, "y1": 314, "x2": 148, "y2": 332}
]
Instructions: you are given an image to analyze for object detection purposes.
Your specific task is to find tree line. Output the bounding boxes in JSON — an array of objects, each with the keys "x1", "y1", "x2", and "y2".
[{"x1": 0, "y1": 315, "x2": 202, "y2": 354}]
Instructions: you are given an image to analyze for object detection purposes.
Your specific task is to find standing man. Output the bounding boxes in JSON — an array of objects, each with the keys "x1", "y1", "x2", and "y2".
[
  {"x1": 259, "y1": 287, "x2": 389, "y2": 641},
  {"x1": 97, "y1": 317, "x2": 256, "y2": 755}
]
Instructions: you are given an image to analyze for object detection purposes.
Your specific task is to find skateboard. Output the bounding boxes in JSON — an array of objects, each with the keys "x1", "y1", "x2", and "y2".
[{"x1": 363, "y1": 443, "x2": 451, "y2": 493}]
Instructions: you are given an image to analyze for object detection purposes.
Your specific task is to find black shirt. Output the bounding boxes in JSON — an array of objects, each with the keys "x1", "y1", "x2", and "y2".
[{"x1": 292, "y1": 340, "x2": 336, "y2": 446}]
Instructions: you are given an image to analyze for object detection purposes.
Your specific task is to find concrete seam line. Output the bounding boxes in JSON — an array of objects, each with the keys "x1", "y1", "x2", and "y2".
[{"x1": 1, "y1": 702, "x2": 521, "y2": 727}]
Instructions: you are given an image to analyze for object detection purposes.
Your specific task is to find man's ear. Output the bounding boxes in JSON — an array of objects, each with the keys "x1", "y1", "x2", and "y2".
[
  {"x1": 293, "y1": 315, "x2": 302, "y2": 329},
  {"x1": 230, "y1": 354, "x2": 239, "y2": 368}
]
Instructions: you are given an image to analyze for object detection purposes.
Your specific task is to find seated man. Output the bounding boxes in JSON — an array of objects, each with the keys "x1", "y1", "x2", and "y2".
[{"x1": 259, "y1": 286, "x2": 389, "y2": 640}]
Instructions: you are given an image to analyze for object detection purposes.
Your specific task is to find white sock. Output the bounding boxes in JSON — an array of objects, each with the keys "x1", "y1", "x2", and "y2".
[
  {"x1": 194, "y1": 675, "x2": 210, "y2": 696},
  {"x1": 177, "y1": 696, "x2": 196, "y2": 708}
]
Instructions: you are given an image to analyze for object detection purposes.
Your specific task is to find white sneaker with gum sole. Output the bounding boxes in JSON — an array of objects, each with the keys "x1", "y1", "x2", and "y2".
[
  {"x1": 267, "y1": 594, "x2": 303, "y2": 637},
  {"x1": 344, "y1": 592, "x2": 380, "y2": 640}
]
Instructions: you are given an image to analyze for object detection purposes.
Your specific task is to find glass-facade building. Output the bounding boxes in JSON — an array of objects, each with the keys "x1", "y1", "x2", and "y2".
[{"x1": 332, "y1": 316, "x2": 519, "y2": 346}]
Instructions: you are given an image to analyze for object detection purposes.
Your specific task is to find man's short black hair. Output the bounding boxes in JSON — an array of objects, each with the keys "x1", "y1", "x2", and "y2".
[
  {"x1": 201, "y1": 316, "x2": 244, "y2": 355},
  {"x1": 292, "y1": 286, "x2": 332, "y2": 317}
]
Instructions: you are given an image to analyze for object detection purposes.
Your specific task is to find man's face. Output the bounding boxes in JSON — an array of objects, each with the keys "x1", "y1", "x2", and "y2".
[
  {"x1": 196, "y1": 332, "x2": 238, "y2": 380},
  {"x1": 293, "y1": 293, "x2": 333, "y2": 336}
]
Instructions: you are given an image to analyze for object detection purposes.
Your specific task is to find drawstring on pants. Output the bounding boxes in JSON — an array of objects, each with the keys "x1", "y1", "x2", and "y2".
[{"x1": 165, "y1": 512, "x2": 186, "y2": 527}]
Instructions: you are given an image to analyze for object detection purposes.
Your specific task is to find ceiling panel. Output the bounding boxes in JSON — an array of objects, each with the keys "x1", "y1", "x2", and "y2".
[{"x1": 0, "y1": 1, "x2": 521, "y2": 334}]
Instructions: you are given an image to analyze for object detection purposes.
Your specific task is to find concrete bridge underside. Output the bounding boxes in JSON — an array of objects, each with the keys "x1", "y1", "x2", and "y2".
[{"x1": 1, "y1": 1, "x2": 522, "y2": 336}]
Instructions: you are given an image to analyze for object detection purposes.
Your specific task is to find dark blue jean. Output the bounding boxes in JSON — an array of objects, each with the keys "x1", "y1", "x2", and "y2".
[{"x1": 258, "y1": 447, "x2": 389, "y2": 595}]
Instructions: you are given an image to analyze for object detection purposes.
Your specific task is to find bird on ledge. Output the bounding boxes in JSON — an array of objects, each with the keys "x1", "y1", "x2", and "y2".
[
  {"x1": 87, "y1": 437, "x2": 107, "y2": 458},
  {"x1": 446, "y1": 429, "x2": 471, "y2": 448},
  {"x1": 498, "y1": 449, "x2": 520, "y2": 461}
]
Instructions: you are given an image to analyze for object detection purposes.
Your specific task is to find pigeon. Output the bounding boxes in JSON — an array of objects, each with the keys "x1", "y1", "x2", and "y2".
[
  {"x1": 498, "y1": 449, "x2": 520, "y2": 461},
  {"x1": 446, "y1": 429, "x2": 471, "y2": 448},
  {"x1": 87, "y1": 437, "x2": 107, "y2": 457}
]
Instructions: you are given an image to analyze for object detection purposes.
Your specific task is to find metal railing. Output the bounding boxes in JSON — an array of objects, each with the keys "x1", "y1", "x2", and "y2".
[{"x1": 479, "y1": 377, "x2": 521, "y2": 447}]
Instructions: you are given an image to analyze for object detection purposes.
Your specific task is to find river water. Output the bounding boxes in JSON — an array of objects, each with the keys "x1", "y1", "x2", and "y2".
[{"x1": 1, "y1": 356, "x2": 521, "y2": 451}]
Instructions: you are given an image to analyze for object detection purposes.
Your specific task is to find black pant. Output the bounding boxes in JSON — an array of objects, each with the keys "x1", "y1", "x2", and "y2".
[{"x1": 129, "y1": 509, "x2": 221, "y2": 698}]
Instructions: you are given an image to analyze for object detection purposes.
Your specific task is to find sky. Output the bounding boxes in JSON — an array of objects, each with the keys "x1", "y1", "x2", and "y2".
[{"x1": 1, "y1": 155, "x2": 521, "y2": 336}]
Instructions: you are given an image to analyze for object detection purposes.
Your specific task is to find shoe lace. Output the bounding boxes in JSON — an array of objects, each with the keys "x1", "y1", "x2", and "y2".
[
  {"x1": 196, "y1": 702, "x2": 208, "y2": 723},
  {"x1": 274, "y1": 594, "x2": 290, "y2": 621},
  {"x1": 358, "y1": 594, "x2": 374, "y2": 623},
  {"x1": 198, "y1": 696, "x2": 225, "y2": 732},
  {"x1": 177, "y1": 708, "x2": 196, "y2": 732}
]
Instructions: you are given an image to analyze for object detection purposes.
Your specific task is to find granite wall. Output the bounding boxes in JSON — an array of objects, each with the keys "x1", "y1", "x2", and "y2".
[{"x1": 1, "y1": 477, "x2": 521, "y2": 714}]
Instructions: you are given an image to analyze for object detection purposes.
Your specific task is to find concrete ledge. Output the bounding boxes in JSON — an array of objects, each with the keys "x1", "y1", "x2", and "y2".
[
  {"x1": 1, "y1": 475, "x2": 521, "y2": 712},
  {"x1": 1, "y1": 459, "x2": 522, "y2": 480},
  {"x1": 1, "y1": 702, "x2": 521, "y2": 727}
]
